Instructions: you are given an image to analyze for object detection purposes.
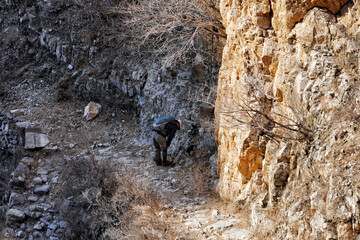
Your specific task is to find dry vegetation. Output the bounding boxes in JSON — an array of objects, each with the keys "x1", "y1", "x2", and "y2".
[
  {"x1": 182, "y1": 160, "x2": 214, "y2": 196},
  {"x1": 117, "y1": 0, "x2": 225, "y2": 67},
  {"x1": 194, "y1": 73, "x2": 313, "y2": 143},
  {"x1": 55, "y1": 0, "x2": 224, "y2": 68},
  {"x1": 56, "y1": 154, "x2": 190, "y2": 240}
]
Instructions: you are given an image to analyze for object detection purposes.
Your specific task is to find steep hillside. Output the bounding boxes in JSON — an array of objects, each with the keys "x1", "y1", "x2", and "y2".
[
  {"x1": 216, "y1": 0, "x2": 360, "y2": 239},
  {"x1": 0, "y1": 0, "x2": 225, "y2": 239},
  {"x1": 0, "y1": 0, "x2": 224, "y2": 153}
]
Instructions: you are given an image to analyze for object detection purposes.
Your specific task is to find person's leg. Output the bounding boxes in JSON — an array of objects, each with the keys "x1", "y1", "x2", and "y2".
[
  {"x1": 161, "y1": 150, "x2": 167, "y2": 165},
  {"x1": 154, "y1": 134, "x2": 169, "y2": 165},
  {"x1": 161, "y1": 150, "x2": 172, "y2": 166},
  {"x1": 153, "y1": 133, "x2": 162, "y2": 165}
]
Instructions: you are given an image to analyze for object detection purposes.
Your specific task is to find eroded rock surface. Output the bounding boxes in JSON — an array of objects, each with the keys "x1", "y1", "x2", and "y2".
[{"x1": 216, "y1": 0, "x2": 360, "y2": 238}]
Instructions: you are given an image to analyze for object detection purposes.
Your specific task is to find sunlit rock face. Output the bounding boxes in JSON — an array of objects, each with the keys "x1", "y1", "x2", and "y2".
[{"x1": 216, "y1": 0, "x2": 360, "y2": 238}]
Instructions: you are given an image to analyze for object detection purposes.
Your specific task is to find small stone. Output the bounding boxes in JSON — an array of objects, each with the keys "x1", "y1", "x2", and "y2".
[
  {"x1": 28, "y1": 196, "x2": 39, "y2": 202},
  {"x1": 34, "y1": 185, "x2": 50, "y2": 195},
  {"x1": 211, "y1": 210, "x2": 219, "y2": 221},
  {"x1": 47, "y1": 208, "x2": 56, "y2": 213},
  {"x1": 12, "y1": 162, "x2": 29, "y2": 178},
  {"x1": 16, "y1": 121, "x2": 32, "y2": 129},
  {"x1": 39, "y1": 196, "x2": 46, "y2": 203},
  {"x1": 10, "y1": 109, "x2": 25, "y2": 116},
  {"x1": 51, "y1": 176, "x2": 59, "y2": 184},
  {"x1": 34, "y1": 221, "x2": 44, "y2": 230},
  {"x1": 16, "y1": 230, "x2": 26, "y2": 238},
  {"x1": 36, "y1": 168, "x2": 49, "y2": 175},
  {"x1": 41, "y1": 203, "x2": 53, "y2": 211},
  {"x1": 33, "y1": 177, "x2": 43, "y2": 184},
  {"x1": 41, "y1": 175, "x2": 48, "y2": 182},
  {"x1": 45, "y1": 164, "x2": 55, "y2": 172},
  {"x1": 60, "y1": 199, "x2": 70, "y2": 213},
  {"x1": 40, "y1": 214, "x2": 52, "y2": 224},
  {"x1": 29, "y1": 204, "x2": 42, "y2": 212},
  {"x1": 7, "y1": 208, "x2": 26, "y2": 222},
  {"x1": 46, "y1": 228, "x2": 52, "y2": 237},
  {"x1": 83, "y1": 101, "x2": 101, "y2": 120},
  {"x1": 8, "y1": 192, "x2": 25, "y2": 207},
  {"x1": 29, "y1": 211, "x2": 41, "y2": 219},
  {"x1": 69, "y1": 143, "x2": 75, "y2": 149},
  {"x1": 49, "y1": 222, "x2": 57, "y2": 230},
  {"x1": 43, "y1": 146, "x2": 59, "y2": 152},
  {"x1": 0, "y1": 206, "x2": 5, "y2": 217},
  {"x1": 59, "y1": 221, "x2": 67, "y2": 228},
  {"x1": 33, "y1": 231, "x2": 43, "y2": 238},
  {"x1": 21, "y1": 157, "x2": 35, "y2": 166},
  {"x1": 205, "y1": 219, "x2": 241, "y2": 232}
]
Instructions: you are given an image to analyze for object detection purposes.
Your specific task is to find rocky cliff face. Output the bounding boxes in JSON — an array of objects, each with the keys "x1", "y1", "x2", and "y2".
[{"x1": 216, "y1": 0, "x2": 360, "y2": 238}]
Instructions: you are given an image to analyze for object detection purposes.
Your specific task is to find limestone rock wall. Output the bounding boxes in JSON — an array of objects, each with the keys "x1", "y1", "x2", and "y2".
[{"x1": 216, "y1": 0, "x2": 360, "y2": 238}]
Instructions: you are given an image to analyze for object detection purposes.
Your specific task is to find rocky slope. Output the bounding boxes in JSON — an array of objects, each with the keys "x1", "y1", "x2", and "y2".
[
  {"x1": 0, "y1": 0, "x2": 224, "y2": 239},
  {"x1": 2, "y1": 0, "x2": 360, "y2": 239},
  {"x1": 216, "y1": 0, "x2": 360, "y2": 239},
  {"x1": 1, "y1": 0, "x2": 223, "y2": 156}
]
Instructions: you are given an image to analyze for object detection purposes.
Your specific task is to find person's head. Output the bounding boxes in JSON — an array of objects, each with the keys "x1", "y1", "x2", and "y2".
[{"x1": 176, "y1": 120, "x2": 182, "y2": 130}]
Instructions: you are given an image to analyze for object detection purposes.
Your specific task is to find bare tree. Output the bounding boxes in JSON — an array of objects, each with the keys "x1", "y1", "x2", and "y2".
[
  {"x1": 113, "y1": 0, "x2": 226, "y2": 67},
  {"x1": 191, "y1": 73, "x2": 312, "y2": 143}
]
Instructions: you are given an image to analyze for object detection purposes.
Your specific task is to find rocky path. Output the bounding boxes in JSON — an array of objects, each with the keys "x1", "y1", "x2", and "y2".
[
  {"x1": 93, "y1": 142, "x2": 252, "y2": 239},
  {"x1": 1, "y1": 77, "x2": 251, "y2": 239}
]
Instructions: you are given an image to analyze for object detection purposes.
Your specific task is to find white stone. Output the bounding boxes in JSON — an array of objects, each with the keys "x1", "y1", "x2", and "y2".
[
  {"x1": 7, "y1": 209, "x2": 26, "y2": 222},
  {"x1": 25, "y1": 128, "x2": 50, "y2": 149},
  {"x1": 222, "y1": 228, "x2": 251, "y2": 240},
  {"x1": 83, "y1": 101, "x2": 101, "y2": 120},
  {"x1": 205, "y1": 219, "x2": 241, "y2": 232}
]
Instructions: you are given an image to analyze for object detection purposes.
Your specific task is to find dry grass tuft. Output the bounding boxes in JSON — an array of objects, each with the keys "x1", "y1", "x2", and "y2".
[{"x1": 176, "y1": 159, "x2": 213, "y2": 196}]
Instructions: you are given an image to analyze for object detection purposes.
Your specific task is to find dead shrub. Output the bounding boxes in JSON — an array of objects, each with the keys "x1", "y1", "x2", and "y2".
[
  {"x1": 55, "y1": 155, "x2": 119, "y2": 239},
  {"x1": 108, "y1": 0, "x2": 225, "y2": 68},
  {"x1": 175, "y1": 159, "x2": 213, "y2": 196},
  {"x1": 194, "y1": 73, "x2": 313, "y2": 143}
]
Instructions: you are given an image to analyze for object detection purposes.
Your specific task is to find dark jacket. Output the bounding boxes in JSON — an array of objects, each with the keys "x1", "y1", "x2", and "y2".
[{"x1": 163, "y1": 120, "x2": 180, "y2": 147}]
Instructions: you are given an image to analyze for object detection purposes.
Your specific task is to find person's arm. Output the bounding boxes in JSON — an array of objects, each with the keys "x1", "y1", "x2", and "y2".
[{"x1": 166, "y1": 130, "x2": 176, "y2": 147}]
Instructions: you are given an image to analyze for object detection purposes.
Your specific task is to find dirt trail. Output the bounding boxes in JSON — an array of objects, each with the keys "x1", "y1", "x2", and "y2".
[
  {"x1": 96, "y1": 144, "x2": 252, "y2": 239},
  {"x1": 3, "y1": 78, "x2": 252, "y2": 239}
]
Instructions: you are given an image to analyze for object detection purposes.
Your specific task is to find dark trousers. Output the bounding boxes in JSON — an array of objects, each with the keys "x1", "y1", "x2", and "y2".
[{"x1": 153, "y1": 132, "x2": 168, "y2": 166}]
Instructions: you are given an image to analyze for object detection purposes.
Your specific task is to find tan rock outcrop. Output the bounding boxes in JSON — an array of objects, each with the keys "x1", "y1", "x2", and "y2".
[{"x1": 216, "y1": 0, "x2": 360, "y2": 238}]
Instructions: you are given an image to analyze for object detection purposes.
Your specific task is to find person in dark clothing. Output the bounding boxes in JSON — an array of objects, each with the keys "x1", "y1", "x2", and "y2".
[{"x1": 153, "y1": 119, "x2": 181, "y2": 166}]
